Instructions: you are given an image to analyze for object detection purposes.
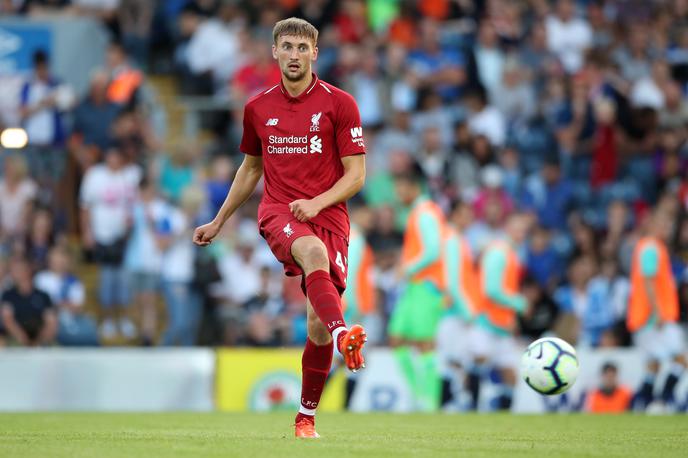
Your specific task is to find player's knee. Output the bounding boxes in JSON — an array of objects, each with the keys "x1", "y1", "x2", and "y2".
[{"x1": 301, "y1": 243, "x2": 329, "y2": 272}]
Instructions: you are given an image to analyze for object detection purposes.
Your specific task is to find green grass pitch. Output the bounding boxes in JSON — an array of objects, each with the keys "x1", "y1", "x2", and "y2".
[{"x1": 0, "y1": 413, "x2": 686, "y2": 457}]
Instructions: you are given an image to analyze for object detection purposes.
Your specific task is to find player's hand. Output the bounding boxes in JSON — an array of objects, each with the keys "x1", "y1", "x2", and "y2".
[
  {"x1": 289, "y1": 199, "x2": 322, "y2": 222},
  {"x1": 193, "y1": 220, "x2": 222, "y2": 246}
]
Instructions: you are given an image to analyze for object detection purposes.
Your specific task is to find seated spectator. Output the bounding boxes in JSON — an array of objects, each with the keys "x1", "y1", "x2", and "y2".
[
  {"x1": 545, "y1": 0, "x2": 592, "y2": 74},
  {"x1": 554, "y1": 256, "x2": 597, "y2": 346},
  {"x1": 472, "y1": 165, "x2": 514, "y2": 222},
  {"x1": 0, "y1": 154, "x2": 38, "y2": 243},
  {"x1": 526, "y1": 226, "x2": 564, "y2": 291},
  {"x1": 465, "y1": 85, "x2": 506, "y2": 147},
  {"x1": 521, "y1": 157, "x2": 573, "y2": 232},
  {"x1": 0, "y1": 257, "x2": 57, "y2": 346},
  {"x1": 585, "y1": 362, "x2": 632, "y2": 413},
  {"x1": 22, "y1": 207, "x2": 61, "y2": 273},
  {"x1": 242, "y1": 266, "x2": 287, "y2": 346},
  {"x1": 70, "y1": 70, "x2": 122, "y2": 170},
  {"x1": 230, "y1": 40, "x2": 280, "y2": 103},
  {"x1": 519, "y1": 276, "x2": 560, "y2": 340},
  {"x1": 34, "y1": 247, "x2": 99, "y2": 346},
  {"x1": 204, "y1": 155, "x2": 234, "y2": 217},
  {"x1": 154, "y1": 143, "x2": 199, "y2": 204}
]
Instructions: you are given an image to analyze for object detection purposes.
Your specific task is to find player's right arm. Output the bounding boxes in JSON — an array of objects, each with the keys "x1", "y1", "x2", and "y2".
[
  {"x1": 193, "y1": 154, "x2": 263, "y2": 246},
  {"x1": 482, "y1": 246, "x2": 527, "y2": 314},
  {"x1": 639, "y1": 242, "x2": 662, "y2": 325}
]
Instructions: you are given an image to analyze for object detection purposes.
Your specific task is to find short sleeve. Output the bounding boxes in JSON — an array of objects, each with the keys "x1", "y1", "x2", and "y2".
[
  {"x1": 335, "y1": 93, "x2": 366, "y2": 157},
  {"x1": 79, "y1": 168, "x2": 97, "y2": 208},
  {"x1": 239, "y1": 104, "x2": 262, "y2": 156},
  {"x1": 640, "y1": 243, "x2": 659, "y2": 277}
]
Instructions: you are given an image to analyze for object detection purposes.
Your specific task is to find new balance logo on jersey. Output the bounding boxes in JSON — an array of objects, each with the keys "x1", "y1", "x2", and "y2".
[
  {"x1": 350, "y1": 126, "x2": 365, "y2": 147},
  {"x1": 283, "y1": 223, "x2": 294, "y2": 238},
  {"x1": 309, "y1": 135, "x2": 322, "y2": 154},
  {"x1": 265, "y1": 118, "x2": 279, "y2": 126},
  {"x1": 310, "y1": 112, "x2": 322, "y2": 132}
]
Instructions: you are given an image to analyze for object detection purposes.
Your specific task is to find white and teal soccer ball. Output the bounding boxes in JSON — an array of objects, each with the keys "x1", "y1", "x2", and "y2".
[{"x1": 520, "y1": 337, "x2": 579, "y2": 395}]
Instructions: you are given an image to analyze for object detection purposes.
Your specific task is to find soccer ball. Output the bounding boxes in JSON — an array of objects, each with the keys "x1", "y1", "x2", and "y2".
[{"x1": 520, "y1": 337, "x2": 579, "y2": 395}]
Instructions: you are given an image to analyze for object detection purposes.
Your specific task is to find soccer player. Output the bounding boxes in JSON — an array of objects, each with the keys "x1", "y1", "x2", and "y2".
[
  {"x1": 437, "y1": 204, "x2": 479, "y2": 409},
  {"x1": 389, "y1": 164, "x2": 448, "y2": 411},
  {"x1": 470, "y1": 212, "x2": 531, "y2": 410},
  {"x1": 628, "y1": 211, "x2": 686, "y2": 412},
  {"x1": 193, "y1": 18, "x2": 367, "y2": 438}
]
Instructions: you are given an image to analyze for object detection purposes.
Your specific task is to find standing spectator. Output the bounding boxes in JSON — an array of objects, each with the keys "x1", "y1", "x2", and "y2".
[
  {"x1": 123, "y1": 176, "x2": 164, "y2": 345},
  {"x1": 159, "y1": 186, "x2": 204, "y2": 346},
  {"x1": 118, "y1": 0, "x2": 154, "y2": 69},
  {"x1": 545, "y1": 0, "x2": 592, "y2": 74},
  {"x1": 466, "y1": 85, "x2": 506, "y2": 147},
  {"x1": 34, "y1": 247, "x2": 99, "y2": 346},
  {"x1": 19, "y1": 50, "x2": 69, "y2": 188},
  {"x1": 79, "y1": 147, "x2": 141, "y2": 340},
  {"x1": 105, "y1": 41, "x2": 144, "y2": 109},
  {"x1": 585, "y1": 362, "x2": 632, "y2": 413},
  {"x1": 155, "y1": 143, "x2": 199, "y2": 204},
  {"x1": 0, "y1": 257, "x2": 57, "y2": 346}
]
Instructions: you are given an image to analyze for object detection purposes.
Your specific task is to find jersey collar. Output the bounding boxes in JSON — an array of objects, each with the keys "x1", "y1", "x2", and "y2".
[{"x1": 279, "y1": 73, "x2": 319, "y2": 103}]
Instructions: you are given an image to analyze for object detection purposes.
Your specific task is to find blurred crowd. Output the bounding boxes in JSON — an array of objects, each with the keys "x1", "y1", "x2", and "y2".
[{"x1": 0, "y1": 0, "x2": 687, "y2": 349}]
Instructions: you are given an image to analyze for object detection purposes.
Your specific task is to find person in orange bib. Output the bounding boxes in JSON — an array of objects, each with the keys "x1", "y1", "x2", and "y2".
[
  {"x1": 469, "y1": 212, "x2": 531, "y2": 410},
  {"x1": 389, "y1": 164, "x2": 448, "y2": 411},
  {"x1": 628, "y1": 211, "x2": 686, "y2": 412},
  {"x1": 437, "y1": 202, "x2": 480, "y2": 410},
  {"x1": 585, "y1": 362, "x2": 632, "y2": 413}
]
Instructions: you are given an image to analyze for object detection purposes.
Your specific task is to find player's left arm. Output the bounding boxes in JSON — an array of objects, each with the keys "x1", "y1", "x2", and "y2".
[{"x1": 290, "y1": 155, "x2": 365, "y2": 222}]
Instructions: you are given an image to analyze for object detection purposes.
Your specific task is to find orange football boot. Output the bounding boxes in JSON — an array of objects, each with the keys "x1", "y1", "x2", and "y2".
[
  {"x1": 338, "y1": 324, "x2": 367, "y2": 372},
  {"x1": 294, "y1": 415, "x2": 320, "y2": 438}
]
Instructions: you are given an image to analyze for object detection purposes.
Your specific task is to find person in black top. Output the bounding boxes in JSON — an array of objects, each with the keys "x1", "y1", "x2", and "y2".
[{"x1": 1, "y1": 257, "x2": 56, "y2": 346}]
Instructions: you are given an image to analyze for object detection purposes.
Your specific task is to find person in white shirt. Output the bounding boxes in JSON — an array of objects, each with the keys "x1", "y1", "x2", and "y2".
[
  {"x1": 34, "y1": 246, "x2": 99, "y2": 346},
  {"x1": 466, "y1": 85, "x2": 506, "y2": 147},
  {"x1": 0, "y1": 154, "x2": 38, "y2": 241},
  {"x1": 79, "y1": 147, "x2": 141, "y2": 340},
  {"x1": 545, "y1": 0, "x2": 592, "y2": 74}
]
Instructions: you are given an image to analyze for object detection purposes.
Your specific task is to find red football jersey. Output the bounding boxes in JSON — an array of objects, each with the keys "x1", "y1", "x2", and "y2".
[{"x1": 240, "y1": 73, "x2": 366, "y2": 239}]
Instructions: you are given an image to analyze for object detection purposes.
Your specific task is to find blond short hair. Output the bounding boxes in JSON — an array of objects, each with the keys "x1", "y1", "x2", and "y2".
[{"x1": 272, "y1": 17, "x2": 318, "y2": 46}]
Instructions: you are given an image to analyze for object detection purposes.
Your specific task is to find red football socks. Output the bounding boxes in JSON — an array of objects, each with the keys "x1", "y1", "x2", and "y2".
[
  {"x1": 299, "y1": 337, "x2": 334, "y2": 415},
  {"x1": 304, "y1": 270, "x2": 347, "y2": 335}
]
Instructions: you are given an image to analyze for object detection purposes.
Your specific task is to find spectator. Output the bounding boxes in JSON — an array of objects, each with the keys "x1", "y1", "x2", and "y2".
[
  {"x1": 34, "y1": 246, "x2": 99, "y2": 346},
  {"x1": 19, "y1": 50, "x2": 70, "y2": 187},
  {"x1": 473, "y1": 20, "x2": 505, "y2": 102},
  {"x1": 554, "y1": 255, "x2": 597, "y2": 346},
  {"x1": 585, "y1": 362, "x2": 632, "y2": 413},
  {"x1": 70, "y1": 70, "x2": 122, "y2": 170},
  {"x1": 407, "y1": 18, "x2": 466, "y2": 102},
  {"x1": 154, "y1": 142, "x2": 199, "y2": 204},
  {"x1": 0, "y1": 257, "x2": 57, "y2": 346},
  {"x1": 204, "y1": 155, "x2": 234, "y2": 217},
  {"x1": 105, "y1": 41, "x2": 144, "y2": 108},
  {"x1": 587, "y1": 257, "x2": 630, "y2": 347},
  {"x1": 118, "y1": 0, "x2": 154, "y2": 69},
  {"x1": 123, "y1": 176, "x2": 164, "y2": 345},
  {"x1": 22, "y1": 207, "x2": 60, "y2": 273},
  {"x1": 465, "y1": 85, "x2": 506, "y2": 147},
  {"x1": 79, "y1": 147, "x2": 141, "y2": 340},
  {"x1": 522, "y1": 157, "x2": 573, "y2": 232},
  {"x1": 184, "y1": 1, "x2": 247, "y2": 94},
  {"x1": 526, "y1": 226, "x2": 564, "y2": 291},
  {"x1": 159, "y1": 186, "x2": 204, "y2": 346},
  {"x1": 242, "y1": 266, "x2": 287, "y2": 346},
  {"x1": 0, "y1": 154, "x2": 38, "y2": 243},
  {"x1": 545, "y1": 0, "x2": 592, "y2": 74},
  {"x1": 230, "y1": 39, "x2": 280, "y2": 103}
]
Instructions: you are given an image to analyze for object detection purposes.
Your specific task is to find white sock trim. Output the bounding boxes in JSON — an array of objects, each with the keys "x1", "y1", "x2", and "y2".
[
  {"x1": 331, "y1": 326, "x2": 347, "y2": 347},
  {"x1": 299, "y1": 405, "x2": 316, "y2": 416}
]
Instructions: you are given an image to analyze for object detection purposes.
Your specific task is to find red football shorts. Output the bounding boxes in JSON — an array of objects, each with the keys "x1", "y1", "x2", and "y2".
[{"x1": 258, "y1": 211, "x2": 349, "y2": 295}]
